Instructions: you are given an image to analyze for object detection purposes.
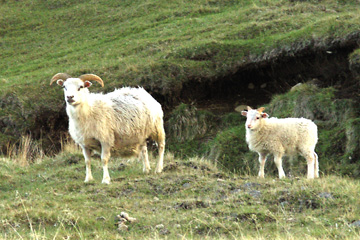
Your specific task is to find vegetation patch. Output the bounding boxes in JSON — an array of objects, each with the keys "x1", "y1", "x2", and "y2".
[
  {"x1": 2, "y1": 155, "x2": 360, "y2": 239},
  {"x1": 1, "y1": 0, "x2": 360, "y2": 152}
]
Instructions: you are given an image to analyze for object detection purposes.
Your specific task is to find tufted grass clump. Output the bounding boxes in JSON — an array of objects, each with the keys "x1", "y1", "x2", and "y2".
[{"x1": 166, "y1": 103, "x2": 218, "y2": 158}]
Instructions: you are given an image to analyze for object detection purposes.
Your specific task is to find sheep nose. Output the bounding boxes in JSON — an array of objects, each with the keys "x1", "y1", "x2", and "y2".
[
  {"x1": 67, "y1": 95, "x2": 75, "y2": 103},
  {"x1": 247, "y1": 124, "x2": 252, "y2": 129}
]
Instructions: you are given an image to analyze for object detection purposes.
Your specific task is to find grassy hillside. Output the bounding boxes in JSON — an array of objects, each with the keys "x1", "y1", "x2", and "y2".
[
  {"x1": 1, "y1": 152, "x2": 360, "y2": 239},
  {"x1": 1, "y1": 0, "x2": 360, "y2": 89},
  {"x1": 1, "y1": 0, "x2": 360, "y2": 150}
]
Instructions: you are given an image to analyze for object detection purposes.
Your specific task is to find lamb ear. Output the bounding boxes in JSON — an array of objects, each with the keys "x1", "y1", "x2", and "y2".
[
  {"x1": 261, "y1": 113, "x2": 269, "y2": 118},
  {"x1": 241, "y1": 111, "x2": 247, "y2": 117}
]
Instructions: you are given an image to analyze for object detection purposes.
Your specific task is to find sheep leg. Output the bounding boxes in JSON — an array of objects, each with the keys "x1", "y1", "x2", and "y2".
[
  {"x1": 101, "y1": 143, "x2": 112, "y2": 184},
  {"x1": 81, "y1": 146, "x2": 94, "y2": 183},
  {"x1": 258, "y1": 153, "x2": 267, "y2": 178},
  {"x1": 141, "y1": 144, "x2": 151, "y2": 173},
  {"x1": 305, "y1": 151, "x2": 315, "y2": 179},
  {"x1": 155, "y1": 140, "x2": 165, "y2": 173},
  {"x1": 274, "y1": 154, "x2": 286, "y2": 179},
  {"x1": 314, "y1": 152, "x2": 319, "y2": 178}
]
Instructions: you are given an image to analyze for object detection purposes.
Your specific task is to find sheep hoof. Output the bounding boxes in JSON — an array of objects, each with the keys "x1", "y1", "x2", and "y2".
[
  {"x1": 84, "y1": 176, "x2": 94, "y2": 183},
  {"x1": 102, "y1": 178, "x2": 111, "y2": 184}
]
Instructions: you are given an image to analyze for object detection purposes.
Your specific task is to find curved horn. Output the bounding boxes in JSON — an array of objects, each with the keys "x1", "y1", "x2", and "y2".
[
  {"x1": 79, "y1": 74, "x2": 104, "y2": 87},
  {"x1": 257, "y1": 107, "x2": 265, "y2": 113},
  {"x1": 50, "y1": 73, "x2": 71, "y2": 86}
]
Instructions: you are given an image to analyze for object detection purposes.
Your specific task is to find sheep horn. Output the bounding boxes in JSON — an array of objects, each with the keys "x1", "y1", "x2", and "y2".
[
  {"x1": 257, "y1": 107, "x2": 265, "y2": 113},
  {"x1": 79, "y1": 74, "x2": 104, "y2": 87},
  {"x1": 50, "y1": 73, "x2": 71, "y2": 86}
]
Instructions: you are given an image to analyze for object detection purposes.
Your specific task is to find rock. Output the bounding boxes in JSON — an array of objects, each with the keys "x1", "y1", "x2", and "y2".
[
  {"x1": 96, "y1": 216, "x2": 106, "y2": 221},
  {"x1": 248, "y1": 190, "x2": 261, "y2": 199},
  {"x1": 242, "y1": 182, "x2": 261, "y2": 190},
  {"x1": 155, "y1": 224, "x2": 170, "y2": 235},
  {"x1": 115, "y1": 211, "x2": 136, "y2": 231},
  {"x1": 350, "y1": 220, "x2": 360, "y2": 228},
  {"x1": 117, "y1": 222, "x2": 128, "y2": 232},
  {"x1": 235, "y1": 105, "x2": 247, "y2": 112},
  {"x1": 290, "y1": 83, "x2": 302, "y2": 92},
  {"x1": 155, "y1": 224, "x2": 165, "y2": 229},
  {"x1": 120, "y1": 211, "x2": 137, "y2": 222},
  {"x1": 318, "y1": 192, "x2": 334, "y2": 199},
  {"x1": 230, "y1": 188, "x2": 242, "y2": 194}
]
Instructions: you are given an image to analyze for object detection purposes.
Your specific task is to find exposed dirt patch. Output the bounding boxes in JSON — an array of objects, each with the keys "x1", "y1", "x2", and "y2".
[{"x1": 177, "y1": 43, "x2": 359, "y2": 113}]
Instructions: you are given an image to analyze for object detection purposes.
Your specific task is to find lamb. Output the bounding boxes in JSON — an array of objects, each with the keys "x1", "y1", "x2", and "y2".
[
  {"x1": 241, "y1": 106, "x2": 319, "y2": 179},
  {"x1": 50, "y1": 73, "x2": 165, "y2": 184}
]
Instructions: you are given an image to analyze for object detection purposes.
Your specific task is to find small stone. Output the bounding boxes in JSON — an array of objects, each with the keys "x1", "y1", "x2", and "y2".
[
  {"x1": 155, "y1": 224, "x2": 165, "y2": 229},
  {"x1": 120, "y1": 211, "x2": 136, "y2": 222},
  {"x1": 248, "y1": 190, "x2": 261, "y2": 198},
  {"x1": 96, "y1": 216, "x2": 106, "y2": 221},
  {"x1": 117, "y1": 222, "x2": 128, "y2": 232},
  {"x1": 350, "y1": 221, "x2": 360, "y2": 228},
  {"x1": 318, "y1": 192, "x2": 334, "y2": 199},
  {"x1": 230, "y1": 188, "x2": 242, "y2": 194},
  {"x1": 235, "y1": 105, "x2": 247, "y2": 112}
]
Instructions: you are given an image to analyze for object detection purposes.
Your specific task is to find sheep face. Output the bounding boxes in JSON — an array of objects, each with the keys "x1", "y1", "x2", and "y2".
[
  {"x1": 241, "y1": 107, "x2": 269, "y2": 130},
  {"x1": 56, "y1": 78, "x2": 92, "y2": 106}
]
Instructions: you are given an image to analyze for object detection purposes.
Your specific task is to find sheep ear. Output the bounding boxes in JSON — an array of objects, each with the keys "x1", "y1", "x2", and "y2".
[
  {"x1": 241, "y1": 111, "x2": 247, "y2": 117},
  {"x1": 261, "y1": 113, "x2": 269, "y2": 118},
  {"x1": 257, "y1": 107, "x2": 265, "y2": 113},
  {"x1": 57, "y1": 79, "x2": 64, "y2": 87},
  {"x1": 84, "y1": 81, "x2": 92, "y2": 88}
]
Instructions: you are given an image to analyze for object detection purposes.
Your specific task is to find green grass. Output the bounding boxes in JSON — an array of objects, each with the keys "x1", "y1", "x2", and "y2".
[
  {"x1": 1, "y1": 153, "x2": 360, "y2": 239},
  {"x1": 1, "y1": 2, "x2": 360, "y2": 237},
  {"x1": 1, "y1": 0, "x2": 360, "y2": 146}
]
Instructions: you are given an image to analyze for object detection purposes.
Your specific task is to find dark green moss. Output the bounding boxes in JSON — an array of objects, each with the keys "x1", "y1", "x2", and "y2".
[{"x1": 166, "y1": 103, "x2": 218, "y2": 158}]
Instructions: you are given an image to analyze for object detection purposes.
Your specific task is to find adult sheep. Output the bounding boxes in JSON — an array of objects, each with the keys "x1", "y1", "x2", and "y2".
[
  {"x1": 241, "y1": 106, "x2": 318, "y2": 179},
  {"x1": 50, "y1": 73, "x2": 165, "y2": 184}
]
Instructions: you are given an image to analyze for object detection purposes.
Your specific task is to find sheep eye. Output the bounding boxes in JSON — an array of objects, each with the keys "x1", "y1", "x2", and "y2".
[
  {"x1": 256, "y1": 117, "x2": 260, "y2": 120},
  {"x1": 78, "y1": 86, "x2": 84, "y2": 91}
]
